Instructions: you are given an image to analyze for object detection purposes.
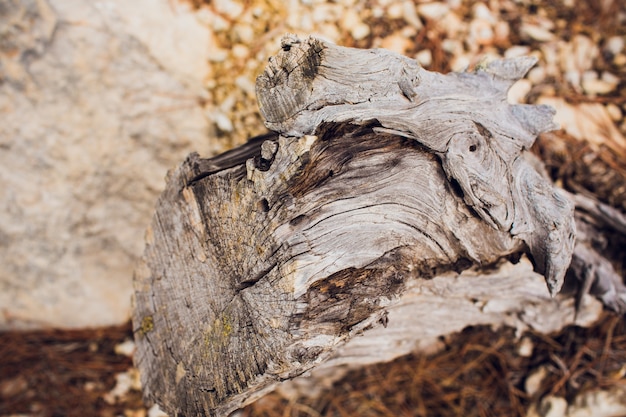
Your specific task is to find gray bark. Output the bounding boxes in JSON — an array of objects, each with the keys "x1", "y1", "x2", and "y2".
[{"x1": 132, "y1": 35, "x2": 625, "y2": 416}]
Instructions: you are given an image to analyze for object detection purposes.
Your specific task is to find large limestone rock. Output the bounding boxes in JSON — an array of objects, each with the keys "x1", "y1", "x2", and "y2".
[{"x1": 0, "y1": 0, "x2": 222, "y2": 329}]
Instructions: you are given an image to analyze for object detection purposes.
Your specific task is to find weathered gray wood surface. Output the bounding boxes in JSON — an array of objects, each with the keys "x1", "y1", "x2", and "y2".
[{"x1": 132, "y1": 35, "x2": 625, "y2": 416}]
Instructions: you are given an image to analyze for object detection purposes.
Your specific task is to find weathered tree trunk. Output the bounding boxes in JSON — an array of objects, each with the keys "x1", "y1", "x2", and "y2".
[{"x1": 132, "y1": 35, "x2": 626, "y2": 416}]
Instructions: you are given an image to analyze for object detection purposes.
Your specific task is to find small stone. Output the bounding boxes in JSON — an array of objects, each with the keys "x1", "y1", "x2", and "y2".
[
  {"x1": 505, "y1": 45, "x2": 531, "y2": 58},
  {"x1": 521, "y1": 23, "x2": 555, "y2": 42},
  {"x1": 84, "y1": 381, "x2": 98, "y2": 392},
  {"x1": 350, "y1": 23, "x2": 371, "y2": 41},
  {"x1": 402, "y1": 1, "x2": 423, "y2": 29},
  {"x1": 232, "y1": 44, "x2": 249, "y2": 59},
  {"x1": 606, "y1": 104, "x2": 622, "y2": 122},
  {"x1": 525, "y1": 366, "x2": 548, "y2": 396},
  {"x1": 104, "y1": 371, "x2": 136, "y2": 404},
  {"x1": 582, "y1": 70, "x2": 599, "y2": 83},
  {"x1": 494, "y1": 21, "x2": 510, "y2": 44},
  {"x1": 469, "y1": 18, "x2": 494, "y2": 47},
  {"x1": 601, "y1": 71, "x2": 620, "y2": 86},
  {"x1": 400, "y1": 26, "x2": 417, "y2": 39},
  {"x1": 417, "y1": 3, "x2": 450, "y2": 20},
  {"x1": 572, "y1": 34, "x2": 599, "y2": 72},
  {"x1": 527, "y1": 66, "x2": 547, "y2": 84},
  {"x1": 539, "y1": 396, "x2": 567, "y2": 417},
  {"x1": 442, "y1": 39, "x2": 463, "y2": 55},
  {"x1": 371, "y1": 6, "x2": 384, "y2": 18},
  {"x1": 213, "y1": 0, "x2": 243, "y2": 19},
  {"x1": 415, "y1": 49, "x2": 432, "y2": 67},
  {"x1": 235, "y1": 75, "x2": 256, "y2": 97},
  {"x1": 233, "y1": 23, "x2": 255, "y2": 44},
  {"x1": 380, "y1": 33, "x2": 412, "y2": 55},
  {"x1": 114, "y1": 339, "x2": 136, "y2": 357},
  {"x1": 517, "y1": 336, "x2": 534, "y2": 357},
  {"x1": 387, "y1": 2, "x2": 404, "y2": 19},
  {"x1": 450, "y1": 54, "x2": 471, "y2": 72},
  {"x1": 568, "y1": 386, "x2": 626, "y2": 417},
  {"x1": 342, "y1": 9, "x2": 370, "y2": 40},
  {"x1": 208, "y1": 48, "x2": 228, "y2": 63},
  {"x1": 214, "y1": 111, "x2": 233, "y2": 132},
  {"x1": 605, "y1": 36, "x2": 625, "y2": 56},
  {"x1": 317, "y1": 23, "x2": 341, "y2": 43},
  {"x1": 582, "y1": 79, "x2": 615, "y2": 95},
  {"x1": 440, "y1": 12, "x2": 466, "y2": 38},
  {"x1": 472, "y1": 3, "x2": 495, "y2": 23},
  {"x1": 313, "y1": 3, "x2": 342, "y2": 23}
]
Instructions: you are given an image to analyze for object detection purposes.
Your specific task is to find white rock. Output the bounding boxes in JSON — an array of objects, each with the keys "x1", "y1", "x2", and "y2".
[
  {"x1": 505, "y1": 45, "x2": 532, "y2": 58},
  {"x1": 572, "y1": 34, "x2": 599, "y2": 73},
  {"x1": 387, "y1": 2, "x2": 404, "y2": 19},
  {"x1": 469, "y1": 18, "x2": 494, "y2": 47},
  {"x1": 114, "y1": 339, "x2": 136, "y2": 357},
  {"x1": 197, "y1": 8, "x2": 229, "y2": 32},
  {"x1": 601, "y1": 71, "x2": 620, "y2": 86},
  {"x1": 401, "y1": 26, "x2": 417, "y2": 39},
  {"x1": 494, "y1": 21, "x2": 510, "y2": 44},
  {"x1": 415, "y1": 49, "x2": 433, "y2": 67},
  {"x1": 582, "y1": 71, "x2": 618, "y2": 95},
  {"x1": 606, "y1": 103, "x2": 622, "y2": 122},
  {"x1": 604, "y1": 35, "x2": 625, "y2": 55},
  {"x1": 371, "y1": 6, "x2": 384, "y2": 18},
  {"x1": 451, "y1": 54, "x2": 471, "y2": 72},
  {"x1": 472, "y1": 3, "x2": 495, "y2": 23},
  {"x1": 442, "y1": 38, "x2": 463, "y2": 55},
  {"x1": 540, "y1": 396, "x2": 567, "y2": 417},
  {"x1": 235, "y1": 75, "x2": 256, "y2": 97},
  {"x1": 213, "y1": 0, "x2": 243, "y2": 19},
  {"x1": 380, "y1": 33, "x2": 412, "y2": 55},
  {"x1": 233, "y1": 23, "x2": 255, "y2": 44},
  {"x1": 524, "y1": 366, "x2": 548, "y2": 396},
  {"x1": 214, "y1": 111, "x2": 234, "y2": 132},
  {"x1": 350, "y1": 23, "x2": 371, "y2": 41},
  {"x1": 567, "y1": 386, "x2": 626, "y2": 417},
  {"x1": 417, "y1": 2, "x2": 450, "y2": 20},
  {"x1": 564, "y1": 70, "x2": 582, "y2": 91},
  {"x1": 341, "y1": 8, "x2": 370, "y2": 40},
  {"x1": 0, "y1": 0, "x2": 218, "y2": 330},
  {"x1": 103, "y1": 370, "x2": 141, "y2": 404},
  {"x1": 517, "y1": 336, "x2": 534, "y2": 357},
  {"x1": 232, "y1": 44, "x2": 249, "y2": 59},
  {"x1": 527, "y1": 66, "x2": 547, "y2": 84},
  {"x1": 402, "y1": 0, "x2": 423, "y2": 29},
  {"x1": 313, "y1": 3, "x2": 342, "y2": 23},
  {"x1": 521, "y1": 23, "x2": 555, "y2": 42},
  {"x1": 102, "y1": 0, "x2": 213, "y2": 85}
]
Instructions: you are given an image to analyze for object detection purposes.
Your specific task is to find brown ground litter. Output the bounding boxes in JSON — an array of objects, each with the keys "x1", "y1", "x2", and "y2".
[{"x1": 1, "y1": 313, "x2": 624, "y2": 416}]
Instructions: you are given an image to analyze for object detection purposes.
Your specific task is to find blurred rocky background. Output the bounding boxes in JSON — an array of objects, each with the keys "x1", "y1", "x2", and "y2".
[{"x1": 0, "y1": 0, "x2": 624, "y2": 416}]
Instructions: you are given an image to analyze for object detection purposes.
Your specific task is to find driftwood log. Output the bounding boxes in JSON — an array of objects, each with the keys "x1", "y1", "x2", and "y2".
[{"x1": 132, "y1": 35, "x2": 626, "y2": 416}]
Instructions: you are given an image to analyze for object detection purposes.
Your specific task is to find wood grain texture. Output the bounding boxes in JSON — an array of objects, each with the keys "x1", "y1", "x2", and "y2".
[
  {"x1": 132, "y1": 35, "x2": 601, "y2": 416},
  {"x1": 256, "y1": 35, "x2": 574, "y2": 295}
]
